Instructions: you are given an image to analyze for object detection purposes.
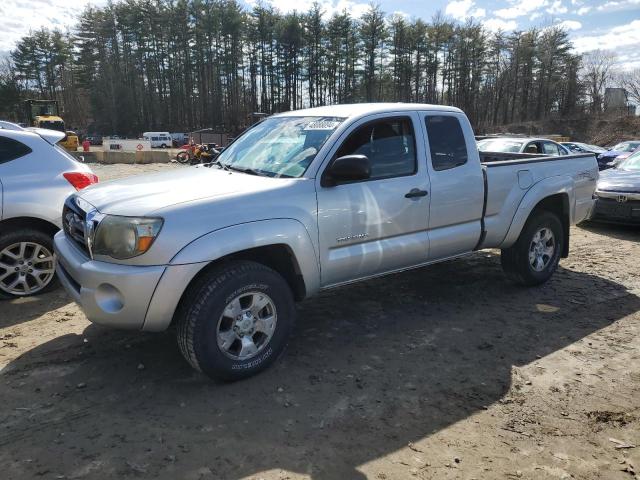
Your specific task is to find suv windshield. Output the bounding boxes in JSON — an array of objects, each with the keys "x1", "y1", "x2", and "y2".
[
  {"x1": 477, "y1": 138, "x2": 524, "y2": 153},
  {"x1": 217, "y1": 116, "x2": 344, "y2": 178}
]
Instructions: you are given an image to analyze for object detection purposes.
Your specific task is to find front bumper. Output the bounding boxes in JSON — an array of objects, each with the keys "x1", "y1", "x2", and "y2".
[
  {"x1": 589, "y1": 193, "x2": 640, "y2": 225},
  {"x1": 54, "y1": 231, "x2": 166, "y2": 330}
]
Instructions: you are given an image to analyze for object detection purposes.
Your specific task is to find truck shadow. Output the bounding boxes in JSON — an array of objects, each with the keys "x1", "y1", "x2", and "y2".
[{"x1": 1, "y1": 252, "x2": 638, "y2": 479}]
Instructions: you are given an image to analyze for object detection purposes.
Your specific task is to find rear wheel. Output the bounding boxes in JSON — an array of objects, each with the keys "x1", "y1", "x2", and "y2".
[
  {"x1": 0, "y1": 229, "x2": 58, "y2": 299},
  {"x1": 501, "y1": 210, "x2": 563, "y2": 286},
  {"x1": 176, "y1": 261, "x2": 295, "y2": 381}
]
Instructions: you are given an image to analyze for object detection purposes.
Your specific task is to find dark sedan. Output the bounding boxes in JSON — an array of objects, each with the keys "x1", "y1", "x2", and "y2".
[
  {"x1": 590, "y1": 150, "x2": 640, "y2": 225},
  {"x1": 561, "y1": 142, "x2": 606, "y2": 155}
]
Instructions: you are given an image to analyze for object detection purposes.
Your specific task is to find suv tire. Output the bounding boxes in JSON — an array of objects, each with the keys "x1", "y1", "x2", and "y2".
[
  {"x1": 0, "y1": 228, "x2": 58, "y2": 300},
  {"x1": 176, "y1": 260, "x2": 295, "y2": 381},
  {"x1": 501, "y1": 210, "x2": 563, "y2": 286}
]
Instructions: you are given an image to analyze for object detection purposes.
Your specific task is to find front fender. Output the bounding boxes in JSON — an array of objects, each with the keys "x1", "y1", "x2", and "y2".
[
  {"x1": 501, "y1": 175, "x2": 575, "y2": 248},
  {"x1": 170, "y1": 219, "x2": 320, "y2": 290},
  {"x1": 143, "y1": 219, "x2": 321, "y2": 331}
]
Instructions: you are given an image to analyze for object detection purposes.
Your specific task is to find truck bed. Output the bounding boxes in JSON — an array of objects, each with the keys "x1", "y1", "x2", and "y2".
[{"x1": 478, "y1": 151, "x2": 598, "y2": 249}]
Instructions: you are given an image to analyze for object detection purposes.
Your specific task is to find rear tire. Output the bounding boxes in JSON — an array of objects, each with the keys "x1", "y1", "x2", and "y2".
[
  {"x1": 501, "y1": 210, "x2": 563, "y2": 286},
  {"x1": 0, "y1": 228, "x2": 58, "y2": 300},
  {"x1": 176, "y1": 261, "x2": 295, "y2": 381}
]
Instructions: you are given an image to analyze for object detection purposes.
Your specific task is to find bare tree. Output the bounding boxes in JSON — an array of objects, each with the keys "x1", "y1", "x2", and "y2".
[
  {"x1": 620, "y1": 69, "x2": 640, "y2": 105},
  {"x1": 581, "y1": 50, "x2": 617, "y2": 114}
]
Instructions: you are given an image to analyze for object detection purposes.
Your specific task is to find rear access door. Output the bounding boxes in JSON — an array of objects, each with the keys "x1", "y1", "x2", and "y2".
[{"x1": 420, "y1": 112, "x2": 484, "y2": 260}]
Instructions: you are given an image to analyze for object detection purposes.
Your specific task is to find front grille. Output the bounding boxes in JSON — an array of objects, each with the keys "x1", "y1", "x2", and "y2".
[
  {"x1": 592, "y1": 197, "x2": 640, "y2": 224},
  {"x1": 62, "y1": 197, "x2": 90, "y2": 256}
]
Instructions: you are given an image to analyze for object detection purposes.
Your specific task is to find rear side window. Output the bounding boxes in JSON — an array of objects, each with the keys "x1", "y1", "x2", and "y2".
[
  {"x1": 0, "y1": 136, "x2": 32, "y2": 164},
  {"x1": 425, "y1": 115, "x2": 468, "y2": 171},
  {"x1": 336, "y1": 117, "x2": 416, "y2": 180}
]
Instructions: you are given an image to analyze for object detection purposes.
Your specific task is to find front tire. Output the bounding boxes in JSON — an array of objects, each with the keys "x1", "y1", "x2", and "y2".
[
  {"x1": 175, "y1": 151, "x2": 191, "y2": 164},
  {"x1": 501, "y1": 210, "x2": 563, "y2": 286},
  {"x1": 176, "y1": 261, "x2": 295, "y2": 381},
  {"x1": 0, "y1": 229, "x2": 58, "y2": 300}
]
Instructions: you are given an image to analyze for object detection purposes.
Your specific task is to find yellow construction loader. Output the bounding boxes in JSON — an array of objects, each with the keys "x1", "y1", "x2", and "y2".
[{"x1": 24, "y1": 99, "x2": 79, "y2": 151}]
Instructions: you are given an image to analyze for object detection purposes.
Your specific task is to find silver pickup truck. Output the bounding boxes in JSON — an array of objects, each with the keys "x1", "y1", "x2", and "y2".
[{"x1": 54, "y1": 104, "x2": 598, "y2": 380}]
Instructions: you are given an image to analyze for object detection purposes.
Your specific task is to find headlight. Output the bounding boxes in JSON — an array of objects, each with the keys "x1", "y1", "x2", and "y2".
[{"x1": 92, "y1": 216, "x2": 163, "y2": 259}]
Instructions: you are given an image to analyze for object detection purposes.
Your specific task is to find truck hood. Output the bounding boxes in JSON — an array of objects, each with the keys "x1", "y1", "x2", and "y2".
[
  {"x1": 598, "y1": 168, "x2": 640, "y2": 193},
  {"x1": 77, "y1": 165, "x2": 296, "y2": 216}
]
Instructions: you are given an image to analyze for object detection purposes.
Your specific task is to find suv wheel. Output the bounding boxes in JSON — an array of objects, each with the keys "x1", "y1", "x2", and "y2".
[
  {"x1": 501, "y1": 210, "x2": 563, "y2": 286},
  {"x1": 176, "y1": 261, "x2": 295, "y2": 381},
  {"x1": 0, "y1": 229, "x2": 58, "y2": 299}
]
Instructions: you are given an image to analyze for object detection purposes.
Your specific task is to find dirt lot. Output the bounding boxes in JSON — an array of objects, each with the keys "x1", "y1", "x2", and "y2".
[{"x1": 1, "y1": 163, "x2": 639, "y2": 480}]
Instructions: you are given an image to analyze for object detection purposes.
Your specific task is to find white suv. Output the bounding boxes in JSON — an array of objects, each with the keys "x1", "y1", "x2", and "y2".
[{"x1": 0, "y1": 122, "x2": 97, "y2": 298}]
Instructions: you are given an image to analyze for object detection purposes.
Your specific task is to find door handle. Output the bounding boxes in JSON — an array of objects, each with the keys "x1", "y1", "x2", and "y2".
[{"x1": 405, "y1": 188, "x2": 428, "y2": 199}]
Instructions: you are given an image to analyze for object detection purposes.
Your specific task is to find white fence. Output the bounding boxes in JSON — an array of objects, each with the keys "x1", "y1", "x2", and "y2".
[{"x1": 103, "y1": 139, "x2": 152, "y2": 152}]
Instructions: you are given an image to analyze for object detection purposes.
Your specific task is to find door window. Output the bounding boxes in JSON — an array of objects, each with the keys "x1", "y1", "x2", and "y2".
[
  {"x1": 524, "y1": 142, "x2": 541, "y2": 154},
  {"x1": 424, "y1": 115, "x2": 468, "y2": 171},
  {"x1": 0, "y1": 136, "x2": 32, "y2": 164},
  {"x1": 334, "y1": 117, "x2": 416, "y2": 180}
]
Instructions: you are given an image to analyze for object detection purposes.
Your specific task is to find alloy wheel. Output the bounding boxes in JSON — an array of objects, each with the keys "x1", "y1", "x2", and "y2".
[
  {"x1": 216, "y1": 291, "x2": 277, "y2": 360},
  {"x1": 0, "y1": 242, "x2": 56, "y2": 296}
]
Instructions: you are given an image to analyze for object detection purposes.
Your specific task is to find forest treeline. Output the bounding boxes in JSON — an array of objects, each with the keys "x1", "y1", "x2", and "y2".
[{"x1": 1, "y1": 0, "x2": 587, "y2": 135}]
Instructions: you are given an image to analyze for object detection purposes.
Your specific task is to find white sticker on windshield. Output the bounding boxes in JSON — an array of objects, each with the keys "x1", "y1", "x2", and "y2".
[{"x1": 304, "y1": 120, "x2": 341, "y2": 131}]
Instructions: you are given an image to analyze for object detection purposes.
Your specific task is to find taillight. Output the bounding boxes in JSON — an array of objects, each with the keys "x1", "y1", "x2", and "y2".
[{"x1": 63, "y1": 172, "x2": 99, "y2": 190}]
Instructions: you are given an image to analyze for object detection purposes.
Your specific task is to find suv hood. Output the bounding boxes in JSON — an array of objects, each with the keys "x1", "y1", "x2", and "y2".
[
  {"x1": 598, "y1": 168, "x2": 640, "y2": 193},
  {"x1": 78, "y1": 166, "x2": 296, "y2": 216}
]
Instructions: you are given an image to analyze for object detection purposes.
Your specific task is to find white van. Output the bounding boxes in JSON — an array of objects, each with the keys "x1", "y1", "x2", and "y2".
[{"x1": 142, "y1": 132, "x2": 172, "y2": 148}]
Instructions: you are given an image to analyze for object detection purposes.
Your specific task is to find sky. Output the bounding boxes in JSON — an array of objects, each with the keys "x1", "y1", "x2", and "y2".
[{"x1": 1, "y1": 0, "x2": 639, "y2": 69}]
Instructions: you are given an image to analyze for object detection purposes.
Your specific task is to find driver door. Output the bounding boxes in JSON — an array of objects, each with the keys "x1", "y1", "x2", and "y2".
[{"x1": 316, "y1": 112, "x2": 431, "y2": 287}]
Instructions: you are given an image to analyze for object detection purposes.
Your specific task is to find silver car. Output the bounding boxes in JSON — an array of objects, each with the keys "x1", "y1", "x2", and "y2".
[
  {"x1": 0, "y1": 122, "x2": 97, "y2": 298},
  {"x1": 477, "y1": 136, "x2": 570, "y2": 156}
]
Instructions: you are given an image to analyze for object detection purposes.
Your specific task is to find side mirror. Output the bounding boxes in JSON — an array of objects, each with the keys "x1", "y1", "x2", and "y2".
[{"x1": 323, "y1": 155, "x2": 371, "y2": 186}]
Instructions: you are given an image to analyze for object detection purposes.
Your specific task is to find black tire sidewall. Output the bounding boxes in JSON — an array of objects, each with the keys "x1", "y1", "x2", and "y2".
[
  {"x1": 0, "y1": 228, "x2": 59, "y2": 300},
  {"x1": 189, "y1": 264, "x2": 295, "y2": 380},
  {"x1": 519, "y1": 212, "x2": 563, "y2": 283}
]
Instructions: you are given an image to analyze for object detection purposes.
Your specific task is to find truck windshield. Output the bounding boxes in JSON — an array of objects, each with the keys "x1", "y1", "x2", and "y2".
[
  {"x1": 477, "y1": 139, "x2": 524, "y2": 153},
  {"x1": 217, "y1": 116, "x2": 344, "y2": 178}
]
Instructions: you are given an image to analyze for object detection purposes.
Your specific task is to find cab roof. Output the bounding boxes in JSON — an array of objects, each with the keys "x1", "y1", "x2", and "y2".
[{"x1": 273, "y1": 103, "x2": 463, "y2": 120}]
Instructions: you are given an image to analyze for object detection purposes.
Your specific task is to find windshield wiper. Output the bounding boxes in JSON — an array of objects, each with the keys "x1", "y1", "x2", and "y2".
[
  {"x1": 205, "y1": 159, "x2": 231, "y2": 172},
  {"x1": 226, "y1": 165, "x2": 261, "y2": 176}
]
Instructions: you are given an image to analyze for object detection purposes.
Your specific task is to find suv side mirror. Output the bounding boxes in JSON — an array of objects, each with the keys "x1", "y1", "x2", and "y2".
[{"x1": 323, "y1": 155, "x2": 371, "y2": 186}]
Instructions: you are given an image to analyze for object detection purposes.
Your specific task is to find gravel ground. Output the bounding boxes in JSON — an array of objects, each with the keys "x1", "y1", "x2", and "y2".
[
  {"x1": 91, "y1": 161, "x2": 184, "y2": 181},
  {"x1": 0, "y1": 163, "x2": 639, "y2": 480}
]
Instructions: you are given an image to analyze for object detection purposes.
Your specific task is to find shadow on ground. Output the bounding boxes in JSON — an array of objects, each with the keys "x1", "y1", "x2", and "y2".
[
  {"x1": 1, "y1": 252, "x2": 638, "y2": 479},
  {"x1": 578, "y1": 220, "x2": 640, "y2": 241},
  {"x1": 0, "y1": 287, "x2": 71, "y2": 329}
]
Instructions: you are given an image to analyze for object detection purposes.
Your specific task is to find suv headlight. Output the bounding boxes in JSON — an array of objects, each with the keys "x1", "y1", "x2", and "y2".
[{"x1": 92, "y1": 216, "x2": 163, "y2": 259}]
